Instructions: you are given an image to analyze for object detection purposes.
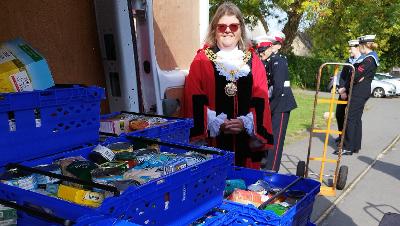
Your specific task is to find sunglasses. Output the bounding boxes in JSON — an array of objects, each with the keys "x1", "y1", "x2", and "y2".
[{"x1": 216, "y1": 23, "x2": 240, "y2": 33}]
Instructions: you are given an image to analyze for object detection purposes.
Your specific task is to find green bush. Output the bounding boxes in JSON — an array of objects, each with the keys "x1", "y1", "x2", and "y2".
[{"x1": 286, "y1": 54, "x2": 333, "y2": 91}]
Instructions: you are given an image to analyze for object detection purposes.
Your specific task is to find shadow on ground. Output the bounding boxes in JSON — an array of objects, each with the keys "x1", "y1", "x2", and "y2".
[
  {"x1": 311, "y1": 192, "x2": 357, "y2": 225},
  {"x1": 358, "y1": 156, "x2": 400, "y2": 181}
]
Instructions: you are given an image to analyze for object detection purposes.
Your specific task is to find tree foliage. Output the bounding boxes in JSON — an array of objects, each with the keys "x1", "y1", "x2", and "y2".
[
  {"x1": 307, "y1": 0, "x2": 400, "y2": 71},
  {"x1": 209, "y1": 0, "x2": 330, "y2": 53},
  {"x1": 209, "y1": 1, "x2": 400, "y2": 70}
]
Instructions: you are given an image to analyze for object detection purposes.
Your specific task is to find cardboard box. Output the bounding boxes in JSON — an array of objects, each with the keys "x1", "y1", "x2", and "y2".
[
  {"x1": 0, "y1": 38, "x2": 54, "y2": 93},
  {"x1": 100, "y1": 116, "x2": 130, "y2": 135}
]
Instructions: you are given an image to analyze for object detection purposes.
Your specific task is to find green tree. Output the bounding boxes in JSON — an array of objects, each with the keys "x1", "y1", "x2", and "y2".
[
  {"x1": 209, "y1": 0, "x2": 330, "y2": 53},
  {"x1": 308, "y1": 0, "x2": 400, "y2": 71}
]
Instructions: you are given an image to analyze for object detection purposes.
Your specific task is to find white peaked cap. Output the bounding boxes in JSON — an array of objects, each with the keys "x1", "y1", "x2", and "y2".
[
  {"x1": 348, "y1": 39, "x2": 359, "y2": 47},
  {"x1": 266, "y1": 30, "x2": 286, "y2": 44},
  {"x1": 358, "y1": 34, "x2": 376, "y2": 43}
]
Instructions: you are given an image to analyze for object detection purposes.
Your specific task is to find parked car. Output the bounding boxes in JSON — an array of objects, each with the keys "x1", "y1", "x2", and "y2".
[
  {"x1": 374, "y1": 73, "x2": 400, "y2": 95},
  {"x1": 371, "y1": 75, "x2": 396, "y2": 98},
  {"x1": 328, "y1": 72, "x2": 396, "y2": 98}
]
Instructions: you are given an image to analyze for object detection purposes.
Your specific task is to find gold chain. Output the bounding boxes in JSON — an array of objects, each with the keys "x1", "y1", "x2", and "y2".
[{"x1": 204, "y1": 48, "x2": 251, "y2": 82}]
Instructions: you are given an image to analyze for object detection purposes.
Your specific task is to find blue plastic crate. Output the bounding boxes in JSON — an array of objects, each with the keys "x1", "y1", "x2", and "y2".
[
  {"x1": 97, "y1": 136, "x2": 233, "y2": 226},
  {"x1": 76, "y1": 215, "x2": 141, "y2": 226},
  {"x1": 195, "y1": 167, "x2": 320, "y2": 226},
  {"x1": 0, "y1": 85, "x2": 105, "y2": 169},
  {"x1": 0, "y1": 136, "x2": 233, "y2": 225},
  {"x1": 100, "y1": 111, "x2": 193, "y2": 143},
  {"x1": 17, "y1": 212, "x2": 140, "y2": 226},
  {"x1": 228, "y1": 167, "x2": 320, "y2": 226}
]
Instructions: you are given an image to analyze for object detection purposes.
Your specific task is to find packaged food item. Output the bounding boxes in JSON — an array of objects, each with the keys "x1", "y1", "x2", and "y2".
[
  {"x1": 0, "y1": 204, "x2": 17, "y2": 226},
  {"x1": 113, "y1": 152, "x2": 138, "y2": 168},
  {"x1": 99, "y1": 113, "x2": 169, "y2": 135},
  {"x1": 284, "y1": 190, "x2": 306, "y2": 205},
  {"x1": 106, "y1": 142, "x2": 133, "y2": 153},
  {"x1": 147, "y1": 117, "x2": 169, "y2": 126},
  {"x1": 247, "y1": 180, "x2": 271, "y2": 194},
  {"x1": 162, "y1": 156, "x2": 187, "y2": 175},
  {"x1": 56, "y1": 156, "x2": 87, "y2": 178},
  {"x1": 45, "y1": 183, "x2": 59, "y2": 195},
  {"x1": 92, "y1": 175, "x2": 124, "y2": 186},
  {"x1": 57, "y1": 184, "x2": 104, "y2": 207},
  {"x1": 91, "y1": 161, "x2": 128, "y2": 179},
  {"x1": 88, "y1": 145, "x2": 115, "y2": 164},
  {"x1": 34, "y1": 164, "x2": 61, "y2": 185},
  {"x1": 129, "y1": 119, "x2": 150, "y2": 131},
  {"x1": 134, "y1": 147, "x2": 159, "y2": 157},
  {"x1": 263, "y1": 203, "x2": 289, "y2": 216},
  {"x1": 0, "y1": 38, "x2": 54, "y2": 93},
  {"x1": 1, "y1": 170, "x2": 37, "y2": 191},
  {"x1": 224, "y1": 179, "x2": 247, "y2": 197},
  {"x1": 183, "y1": 152, "x2": 208, "y2": 166},
  {"x1": 135, "y1": 153, "x2": 172, "y2": 169},
  {"x1": 66, "y1": 160, "x2": 98, "y2": 182},
  {"x1": 123, "y1": 168, "x2": 162, "y2": 184},
  {"x1": 227, "y1": 189, "x2": 269, "y2": 207},
  {"x1": 99, "y1": 113, "x2": 135, "y2": 135}
]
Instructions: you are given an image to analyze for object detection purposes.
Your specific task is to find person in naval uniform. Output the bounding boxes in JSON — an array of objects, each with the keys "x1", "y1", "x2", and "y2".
[
  {"x1": 255, "y1": 31, "x2": 297, "y2": 172},
  {"x1": 341, "y1": 35, "x2": 379, "y2": 155},
  {"x1": 334, "y1": 39, "x2": 364, "y2": 153}
]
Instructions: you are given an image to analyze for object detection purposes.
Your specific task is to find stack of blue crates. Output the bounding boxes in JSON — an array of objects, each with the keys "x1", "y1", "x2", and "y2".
[
  {"x1": 0, "y1": 86, "x2": 233, "y2": 225},
  {"x1": 0, "y1": 85, "x2": 320, "y2": 226},
  {"x1": 0, "y1": 85, "x2": 104, "y2": 170}
]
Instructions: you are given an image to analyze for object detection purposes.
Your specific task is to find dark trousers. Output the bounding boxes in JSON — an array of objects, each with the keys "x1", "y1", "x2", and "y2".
[
  {"x1": 335, "y1": 95, "x2": 347, "y2": 134},
  {"x1": 216, "y1": 133, "x2": 264, "y2": 169},
  {"x1": 265, "y1": 111, "x2": 290, "y2": 172},
  {"x1": 344, "y1": 95, "x2": 368, "y2": 151}
]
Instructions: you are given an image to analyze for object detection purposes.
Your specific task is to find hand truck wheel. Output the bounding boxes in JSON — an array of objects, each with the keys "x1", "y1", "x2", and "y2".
[
  {"x1": 336, "y1": 165, "x2": 348, "y2": 190},
  {"x1": 296, "y1": 161, "x2": 306, "y2": 177}
]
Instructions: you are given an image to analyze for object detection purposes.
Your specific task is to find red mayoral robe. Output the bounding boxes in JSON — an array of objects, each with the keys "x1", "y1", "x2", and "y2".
[{"x1": 183, "y1": 45, "x2": 274, "y2": 167}]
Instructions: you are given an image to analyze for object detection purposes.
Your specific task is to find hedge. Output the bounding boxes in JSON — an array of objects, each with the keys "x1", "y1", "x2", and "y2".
[{"x1": 286, "y1": 54, "x2": 334, "y2": 91}]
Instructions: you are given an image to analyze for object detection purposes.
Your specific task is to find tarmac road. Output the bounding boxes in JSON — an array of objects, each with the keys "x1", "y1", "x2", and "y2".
[{"x1": 279, "y1": 94, "x2": 400, "y2": 225}]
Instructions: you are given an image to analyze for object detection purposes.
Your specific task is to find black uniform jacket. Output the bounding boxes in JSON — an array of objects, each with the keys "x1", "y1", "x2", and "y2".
[
  {"x1": 339, "y1": 59, "x2": 353, "y2": 91},
  {"x1": 352, "y1": 55, "x2": 379, "y2": 98},
  {"x1": 266, "y1": 53, "x2": 297, "y2": 113}
]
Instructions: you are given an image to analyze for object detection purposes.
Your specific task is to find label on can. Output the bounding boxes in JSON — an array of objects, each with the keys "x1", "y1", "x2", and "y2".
[
  {"x1": 93, "y1": 145, "x2": 115, "y2": 161},
  {"x1": 84, "y1": 191, "x2": 104, "y2": 203},
  {"x1": 8, "y1": 119, "x2": 16, "y2": 132}
]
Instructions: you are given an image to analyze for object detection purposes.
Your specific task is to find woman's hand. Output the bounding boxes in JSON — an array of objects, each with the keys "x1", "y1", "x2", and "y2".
[
  {"x1": 220, "y1": 118, "x2": 244, "y2": 134},
  {"x1": 338, "y1": 87, "x2": 347, "y2": 100},
  {"x1": 338, "y1": 87, "x2": 346, "y2": 94},
  {"x1": 340, "y1": 92, "x2": 348, "y2": 100}
]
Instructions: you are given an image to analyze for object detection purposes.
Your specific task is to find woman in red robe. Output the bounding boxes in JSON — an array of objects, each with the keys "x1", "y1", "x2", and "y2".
[{"x1": 183, "y1": 2, "x2": 274, "y2": 168}]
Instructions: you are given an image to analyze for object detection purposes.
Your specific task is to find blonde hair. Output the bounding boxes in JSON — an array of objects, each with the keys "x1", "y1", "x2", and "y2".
[
  {"x1": 204, "y1": 2, "x2": 249, "y2": 51},
  {"x1": 360, "y1": 42, "x2": 378, "y2": 50}
]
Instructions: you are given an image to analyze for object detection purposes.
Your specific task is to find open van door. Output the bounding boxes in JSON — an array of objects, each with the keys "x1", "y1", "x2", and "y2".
[
  {"x1": 95, "y1": 0, "x2": 164, "y2": 114},
  {"x1": 95, "y1": 0, "x2": 205, "y2": 116}
]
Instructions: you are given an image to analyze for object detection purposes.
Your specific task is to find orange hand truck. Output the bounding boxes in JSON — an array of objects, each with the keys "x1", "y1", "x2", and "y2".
[{"x1": 296, "y1": 62, "x2": 355, "y2": 196}]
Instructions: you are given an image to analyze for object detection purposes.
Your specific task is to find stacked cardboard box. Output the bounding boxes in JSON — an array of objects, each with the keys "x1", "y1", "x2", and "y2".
[{"x1": 0, "y1": 38, "x2": 54, "y2": 93}]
